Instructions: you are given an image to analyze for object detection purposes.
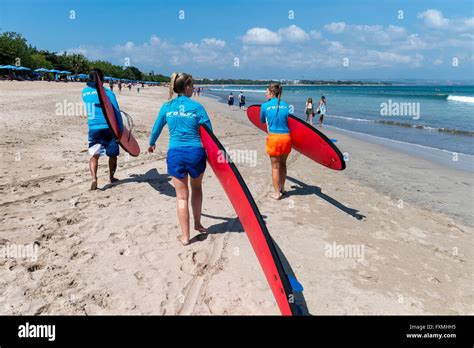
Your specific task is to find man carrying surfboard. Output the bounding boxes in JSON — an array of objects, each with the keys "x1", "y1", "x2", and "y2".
[
  {"x1": 148, "y1": 72, "x2": 211, "y2": 246},
  {"x1": 260, "y1": 83, "x2": 292, "y2": 200},
  {"x1": 82, "y1": 68, "x2": 123, "y2": 190}
]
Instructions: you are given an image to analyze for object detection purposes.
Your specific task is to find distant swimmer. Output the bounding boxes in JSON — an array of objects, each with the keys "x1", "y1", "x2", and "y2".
[
  {"x1": 260, "y1": 83, "x2": 291, "y2": 200},
  {"x1": 82, "y1": 68, "x2": 123, "y2": 190},
  {"x1": 305, "y1": 97, "x2": 314, "y2": 125},
  {"x1": 317, "y1": 96, "x2": 327, "y2": 126},
  {"x1": 148, "y1": 73, "x2": 212, "y2": 246}
]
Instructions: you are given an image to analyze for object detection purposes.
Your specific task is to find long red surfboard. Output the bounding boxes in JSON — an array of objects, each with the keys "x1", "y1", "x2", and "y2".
[
  {"x1": 247, "y1": 104, "x2": 345, "y2": 170},
  {"x1": 200, "y1": 124, "x2": 301, "y2": 315},
  {"x1": 92, "y1": 71, "x2": 140, "y2": 157}
]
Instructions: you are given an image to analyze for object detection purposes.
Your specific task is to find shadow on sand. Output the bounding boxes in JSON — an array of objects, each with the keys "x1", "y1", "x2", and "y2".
[
  {"x1": 101, "y1": 168, "x2": 176, "y2": 197},
  {"x1": 286, "y1": 176, "x2": 366, "y2": 220}
]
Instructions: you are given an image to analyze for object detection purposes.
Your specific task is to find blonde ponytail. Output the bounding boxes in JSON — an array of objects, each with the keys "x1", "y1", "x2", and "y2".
[
  {"x1": 168, "y1": 72, "x2": 193, "y2": 100},
  {"x1": 169, "y1": 72, "x2": 178, "y2": 100},
  {"x1": 268, "y1": 83, "x2": 283, "y2": 109}
]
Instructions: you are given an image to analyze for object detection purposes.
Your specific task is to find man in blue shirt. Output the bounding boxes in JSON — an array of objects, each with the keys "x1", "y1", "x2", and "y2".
[{"x1": 82, "y1": 68, "x2": 123, "y2": 190}]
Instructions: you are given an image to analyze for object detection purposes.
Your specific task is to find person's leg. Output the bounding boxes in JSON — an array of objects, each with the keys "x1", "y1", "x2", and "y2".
[
  {"x1": 89, "y1": 155, "x2": 99, "y2": 190},
  {"x1": 270, "y1": 156, "x2": 282, "y2": 199},
  {"x1": 108, "y1": 156, "x2": 118, "y2": 182},
  {"x1": 190, "y1": 173, "x2": 207, "y2": 233},
  {"x1": 171, "y1": 175, "x2": 190, "y2": 245},
  {"x1": 305, "y1": 112, "x2": 309, "y2": 122},
  {"x1": 279, "y1": 154, "x2": 289, "y2": 193},
  {"x1": 309, "y1": 114, "x2": 313, "y2": 125}
]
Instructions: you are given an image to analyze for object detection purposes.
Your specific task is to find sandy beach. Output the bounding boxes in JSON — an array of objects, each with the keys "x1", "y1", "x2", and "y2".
[{"x1": 0, "y1": 81, "x2": 472, "y2": 315}]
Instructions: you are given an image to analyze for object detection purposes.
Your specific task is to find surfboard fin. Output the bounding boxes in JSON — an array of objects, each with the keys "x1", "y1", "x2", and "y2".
[{"x1": 287, "y1": 275, "x2": 304, "y2": 292}]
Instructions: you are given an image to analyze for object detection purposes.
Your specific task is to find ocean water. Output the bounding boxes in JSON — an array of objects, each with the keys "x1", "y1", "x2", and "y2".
[{"x1": 204, "y1": 85, "x2": 474, "y2": 155}]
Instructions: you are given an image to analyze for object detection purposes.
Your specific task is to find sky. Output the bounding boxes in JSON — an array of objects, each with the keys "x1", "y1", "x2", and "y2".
[{"x1": 1, "y1": 0, "x2": 473, "y2": 80}]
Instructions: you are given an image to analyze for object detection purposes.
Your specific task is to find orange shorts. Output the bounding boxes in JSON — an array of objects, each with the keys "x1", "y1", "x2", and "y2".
[{"x1": 266, "y1": 133, "x2": 292, "y2": 156}]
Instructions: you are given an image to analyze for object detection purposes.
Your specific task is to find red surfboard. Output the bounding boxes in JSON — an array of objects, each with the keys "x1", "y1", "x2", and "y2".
[
  {"x1": 247, "y1": 104, "x2": 345, "y2": 170},
  {"x1": 200, "y1": 124, "x2": 301, "y2": 315},
  {"x1": 92, "y1": 72, "x2": 140, "y2": 157}
]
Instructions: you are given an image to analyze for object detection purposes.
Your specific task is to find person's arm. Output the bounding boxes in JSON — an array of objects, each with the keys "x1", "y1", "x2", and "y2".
[
  {"x1": 260, "y1": 105, "x2": 266, "y2": 124},
  {"x1": 108, "y1": 91, "x2": 124, "y2": 132},
  {"x1": 197, "y1": 104, "x2": 212, "y2": 131},
  {"x1": 149, "y1": 105, "x2": 167, "y2": 146}
]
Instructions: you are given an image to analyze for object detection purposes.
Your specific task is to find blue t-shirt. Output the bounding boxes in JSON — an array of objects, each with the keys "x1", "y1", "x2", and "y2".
[
  {"x1": 149, "y1": 95, "x2": 212, "y2": 149},
  {"x1": 260, "y1": 97, "x2": 290, "y2": 134},
  {"x1": 82, "y1": 82, "x2": 123, "y2": 131}
]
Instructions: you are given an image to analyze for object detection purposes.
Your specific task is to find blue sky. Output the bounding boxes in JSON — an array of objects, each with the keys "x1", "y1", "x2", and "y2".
[{"x1": 1, "y1": 0, "x2": 473, "y2": 80}]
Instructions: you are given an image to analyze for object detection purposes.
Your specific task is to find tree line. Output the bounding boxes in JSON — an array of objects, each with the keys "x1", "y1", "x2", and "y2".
[{"x1": 0, "y1": 32, "x2": 169, "y2": 82}]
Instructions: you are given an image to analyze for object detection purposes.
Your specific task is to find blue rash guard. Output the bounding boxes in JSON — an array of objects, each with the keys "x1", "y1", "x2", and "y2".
[
  {"x1": 82, "y1": 82, "x2": 123, "y2": 131},
  {"x1": 149, "y1": 95, "x2": 212, "y2": 149},
  {"x1": 260, "y1": 97, "x2": 290, "y2": 134}
]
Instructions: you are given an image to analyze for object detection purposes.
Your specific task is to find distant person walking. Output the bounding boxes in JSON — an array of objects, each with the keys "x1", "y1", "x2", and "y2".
[
  {"x1": 118, "y1": 80, "x2": 122, "y2": 93},
  {"x1": 317, "y1": 96, "x2": 327, "y2": 126},
  {"x1": 238, "y1": 91, "x2": 246, "y2": 110},
  {"x1": 137, "y1": 84, "x2": 140, "y2": 93},
  {"x1": 305, "y1": 97, "x2": 314, "y2": 125},
  {"x1": 228, "y1": 92, "x2": 234, "y2": 109},
  {"x1": 82, "y1": 68, "x2": 122, "y2": 190},
  {"x1": 109, "y1": 80, "x2": 114, "y2": 91},
  {"x1": 128, "y1": 83, "x2": 132, "y2": 91}
]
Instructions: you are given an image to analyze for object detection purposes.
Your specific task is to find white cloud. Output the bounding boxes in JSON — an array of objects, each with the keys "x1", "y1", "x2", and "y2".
[
  {"x1": 202, "y1": 38, "x2": 226, "y2": 47},
  {"x1": 365, "y1": 50, "x2": 424, "y2": 67},
  {"x1": 242, "y1": 27, "x2": 281, "y2": 45},
  {"x1": 418, "y1": 9, "x2": 449, "y2": 28},
  {"x1": 324, "y1": 41, "x2": 352, "y2": 55},
  {"x1": 278, "y1": 25, "x2": 310, "y2": 43},
  {"x1": 324, "y1": 22, "x2": 346, "y2": 34},
  {"x1": 149, "y1": 35, "x2": 161, "y2": 45},
  {"x1": 349, "y1": 24, "x2": 407, "y2": 46},
  {"x1": 310, "y1": 30, "x2": 322, "y2": 40}
]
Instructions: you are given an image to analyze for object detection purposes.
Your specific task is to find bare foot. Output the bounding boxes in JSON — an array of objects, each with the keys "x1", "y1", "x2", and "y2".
[
  {"x1": 194, "y1": 224, "x2": 208, "y2": 233},
  {"x1": 177, "y1": 235, "x2": 189, "y2": 246},
  {"x1": 270, "y1": 192, "x2": 282, "y2": 200},
  {"x1": 110, "y1": 177, "x2": 119, "y2": 183},
  {"x1": 90, "y1": 181, "x2": 98, "y2": 190}
]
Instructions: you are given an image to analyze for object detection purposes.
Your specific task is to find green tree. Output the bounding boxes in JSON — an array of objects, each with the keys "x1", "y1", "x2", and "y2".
[{"x1": 0, "y1": 32, "x2": 33, "y2": 66}]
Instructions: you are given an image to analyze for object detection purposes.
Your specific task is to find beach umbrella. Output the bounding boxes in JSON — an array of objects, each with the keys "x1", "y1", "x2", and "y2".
[
  {"x1": 16, "y1": 66, "x2": 31, "y2": 71},
  {"x1": 0, "y1": 65, "x2": 19, "y2": 70},
  {"x1": 49, "y1": 69, "x2": 61, "y2": 73},
  {"x1": 60, "y1": 70, "x2": 71, "y2": 74},
  {"x1": 35, "y1": 68, "x2": 51, "y2": 72}
]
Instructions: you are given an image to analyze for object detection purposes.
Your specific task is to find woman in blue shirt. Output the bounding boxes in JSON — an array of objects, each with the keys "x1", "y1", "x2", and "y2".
[
  {"x1": 260, "y1": 83, "x2": 292, "y2": 200},
  {"x1": 148, "y1": 73, "x2": 212, "y2": 246}
]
